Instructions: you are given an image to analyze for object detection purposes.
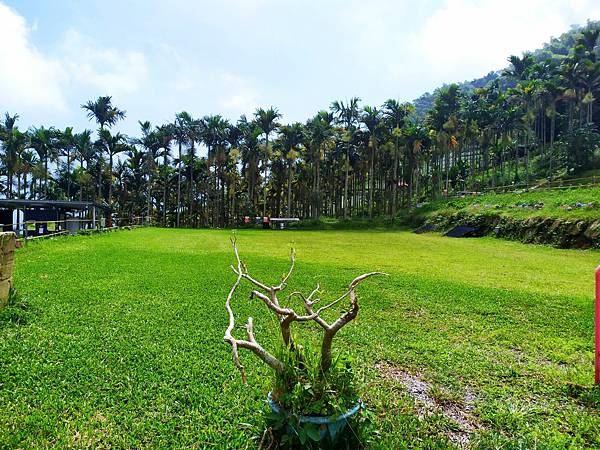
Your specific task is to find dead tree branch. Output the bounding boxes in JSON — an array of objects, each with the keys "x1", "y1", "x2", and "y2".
[
  {"x1": 223, "y1": 238, "x2": 285, "y2": 383},
  {"x1": 319, "y1": 272, "x2": 386, "y2": 371},
  {"x1": 224, "y1": 239, "x2": 386, "y2": 382}
]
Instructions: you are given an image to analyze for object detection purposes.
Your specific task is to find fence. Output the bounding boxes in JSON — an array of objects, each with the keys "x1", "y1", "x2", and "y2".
[{"x1": 2, "y1": 216, "x2": 150, "y2": 242}]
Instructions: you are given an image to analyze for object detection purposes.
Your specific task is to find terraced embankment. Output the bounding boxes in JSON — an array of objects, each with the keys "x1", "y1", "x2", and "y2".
[{"x1": 417, "y1": 187, "x2": 600, "y2": 248}]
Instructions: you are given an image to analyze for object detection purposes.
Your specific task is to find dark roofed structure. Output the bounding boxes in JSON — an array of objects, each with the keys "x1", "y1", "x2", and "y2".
[
  {"x1": 0, "y1": 199, "x2": 109, "y2": 211},
  {"x1": 0, "y1": 199, "x2": 109, "y2": 237}
]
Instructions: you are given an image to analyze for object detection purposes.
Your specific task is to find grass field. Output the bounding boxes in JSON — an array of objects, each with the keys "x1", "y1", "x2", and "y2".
[{"x1": 1, "y1": 228, "x2": 599, "y2": 448}]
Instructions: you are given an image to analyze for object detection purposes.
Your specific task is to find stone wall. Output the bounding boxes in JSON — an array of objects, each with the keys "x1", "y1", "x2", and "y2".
[
  {"x1": 425, "y1": 210, "x2": 600, "y2": 249},
  {"x1": 0, "y1": 232, "x2": 16, "y2": 307}
]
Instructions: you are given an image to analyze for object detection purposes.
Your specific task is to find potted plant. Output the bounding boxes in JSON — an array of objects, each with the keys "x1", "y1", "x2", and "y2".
[{"x1": 224, "y1": 238, "x2": 385, "y2": 446}]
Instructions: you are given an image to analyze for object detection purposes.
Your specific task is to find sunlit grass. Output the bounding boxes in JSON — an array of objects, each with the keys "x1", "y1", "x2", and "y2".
[{"x1": 0, "y1": 228, "x2": 598, "y2": 448}]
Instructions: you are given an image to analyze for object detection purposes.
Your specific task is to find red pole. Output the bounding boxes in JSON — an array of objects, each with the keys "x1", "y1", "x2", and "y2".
[{"x1": 595, "y1": 267, "x2": 600, "y2": 384}]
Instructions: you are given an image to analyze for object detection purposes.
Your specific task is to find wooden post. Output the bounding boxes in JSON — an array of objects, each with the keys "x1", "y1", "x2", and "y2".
[
  {"x1": 0, "y1": 232, "x2": 16, "y2": 308},
  {"x1": 594, "y1": 266, "x2": 600, "y2": 384}
]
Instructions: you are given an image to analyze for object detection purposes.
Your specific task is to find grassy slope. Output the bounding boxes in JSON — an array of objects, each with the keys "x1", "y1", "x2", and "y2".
[
  {"x1": 0, "y1": 228, "x2": 598, "y2": 448},
  {"x1": 419, "y1": 186, "x2": 600, "y2": 221}
]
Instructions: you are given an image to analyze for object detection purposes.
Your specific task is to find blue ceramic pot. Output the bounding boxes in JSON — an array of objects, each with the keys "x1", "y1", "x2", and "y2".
[{"x1": 267, "y1": 391, "x2": 363, "y2": 442}]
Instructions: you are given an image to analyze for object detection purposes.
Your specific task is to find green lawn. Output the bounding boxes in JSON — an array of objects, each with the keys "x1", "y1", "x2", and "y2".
[{"x1": 1, "y1": 228, "x2": 598, "y2": 448}]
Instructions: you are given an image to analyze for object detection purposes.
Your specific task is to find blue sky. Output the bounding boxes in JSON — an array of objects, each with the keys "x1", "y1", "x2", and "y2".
[{"x1": 1, "y1": 0, "x2": 599, "y2": 140}]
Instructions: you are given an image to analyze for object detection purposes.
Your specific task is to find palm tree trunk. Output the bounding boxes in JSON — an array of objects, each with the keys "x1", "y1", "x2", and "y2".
[
  {"x1": 263, "y1": 135, "x2": 269, "y2": 217},
  {"x1": 8, "y1": 168, "x2": 13, "y2": 199},
  {"x1": 66, "y1": 151, "x2": 71, "y2": 199},
  {"x1": 108, "y1": 154, "x2": 114, "y2": 227},
  {"x1": 189, "y1": 144, "x2": 195, "y2": 227},
  {"x1": 213, "y1": 161, "x2": 218, "y2": 227},
  {"x1": 79, "y1": 157, "x2": 85, "y2": 201},
  {"x1": 176, "y1": 142, "x2": 182, "y2": 227},
  {"x1": 220, "y1": 166, "x2": 226, "y2": 227},
  {"x1": 368, "y1": 143, "x2": 375, "y2": 220},
  {"x1": 287, "y1": 161, "x2": 292, "y2": 217},
  {"x1": 247, "y1": 161, "x2": 253, "y2": 203},
  {"x1": 445, "y1": 149, "x2": 450, "y2": 195},
  {"x1": 163, "y1": 152, "x2": 168, "y2": 227},
  {"x1": 44, "y1": 158, "x2": 48, "y2": 198},
  {"x1": 549, "y1": 108, "x2": 555, "y2": 180},
  {"x1": 408, "y1": 156, "x2": 413, "y2": 208},
  {"x1": 343, "y1": 142, "x2": 349, "y2": 219},
  {"x1": 98, "y1": 124, "x2": 105, "y2": 203},
  {"x1": 525, "y1": 133, "x2": 530, "y2": 187},
  {"x1": 316, "y1": 156, "x2": 321, "y2": 219},
  {"x1": 97, "y1": 159, "x2": 102, "y2": 201},
  {"x1": 391, "y1": 136, "x2": 399, "y2": 220}
]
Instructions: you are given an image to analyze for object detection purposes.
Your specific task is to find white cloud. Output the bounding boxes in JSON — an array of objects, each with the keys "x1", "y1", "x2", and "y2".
[
  {"x1": 2, "y1": 0, "x2": 599, "y2": 130},
  {"x1": 0, "y1": 2, "x2": 150, "y2": 122},
  {"x1": 336, "y1": 0, "x2": 600, "y2": 102},
  {"x1": 218, "y1": 73, "x2": 259, "y2": 117},
  {"x1": 0, "y1": 2, "x2": 67, "y2": 114},
  {"x1": 408, "y1": 0, "x2": 600, "y2": 83},
  {"x1": 61, "y1": 29, "x2": 148, "y2": 96},
  {"x1": 158, "y1": 44, "x2": 198, "y2": 92},
  {"x1": 164, "y1": 0, "x2": 274, "y2": 22},
  {"x1": 340, "y1": 0, "x2": 411, "y2": 56}
]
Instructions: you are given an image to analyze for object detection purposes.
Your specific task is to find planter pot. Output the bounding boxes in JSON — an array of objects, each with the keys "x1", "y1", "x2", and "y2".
[{"x1": 267, "y1": 391, "x2": 363, "y2": 442}]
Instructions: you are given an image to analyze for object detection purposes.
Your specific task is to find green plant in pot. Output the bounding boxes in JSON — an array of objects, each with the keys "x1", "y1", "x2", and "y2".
[{"x1": 224, "y1": 238, "x2": 385, "y2": 447}]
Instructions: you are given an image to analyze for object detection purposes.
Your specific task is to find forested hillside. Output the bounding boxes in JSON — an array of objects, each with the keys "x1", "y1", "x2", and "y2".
[
  {"x1": 413, "y1": 71, "x2": 500, "y2": 117},
  {"x1": 412, "y1": 23, "x2": 598, "y2": 115},
  {"x1": 1, "y1": 21, "x2": 599, "y2": 227}
]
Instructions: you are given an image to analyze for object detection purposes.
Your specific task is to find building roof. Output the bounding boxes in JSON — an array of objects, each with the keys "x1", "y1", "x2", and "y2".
[{"x1": 0, "y1": 199, "x2": 110, "y2": 211}]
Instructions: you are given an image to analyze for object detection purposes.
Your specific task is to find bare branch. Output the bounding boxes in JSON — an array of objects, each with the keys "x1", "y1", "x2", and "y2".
[
  {"x1": 306, "y1": 283, "x2": 320, "y2": 304},
  {"x1": 235, "y1": 339, "x2": 285, "y2": 373},
  {"x1": 299, "y1": 284, "x2": 330, "y2": 329},
  {"x1": 274, "y1": 248, "x2": 296, "y2": 291},
  {"x1": 224, "y1": 238, "x2": 386, "y2": 380},
  {"x1": 289, "y1": 284, "x2": 320, "y2": 309},
  {"x1": 241, "y1": 317, "x2": 285, "y2": 372},
  {"x1": 349, "y1": 271, "x2": 387, "y2": 289},
  {"x1": 245, "y1": 317, "x2": 256, "y2": 341},
  {"x1": 319, "y1": 272, "x2": 387, "y2": 329},
  {"x1": 224, "y1": 239, "x2": 285, "y2": 383},
  {"x1": 320, "y1": 272, "x2": 387, "y2": 371},
  {"x1": 230, "y1": 247, "x2": 296, "y2": 295},
  {"x1": 314, "y1": 292, "x2": 349, "y2": 315},
  {"x1": 252, "y1": 290, "x2": 294, "y2": 315},
  {"x1": 231, "y1": 266, "x2": 272, "y2": 292},
  {"x1": 280, "y1": 315, "x2": 295, "y2": 348},
  {"x1": 223, "y1": 238, "x2": 247, "y2": 383},
  {"x1": 287, "y1": 291, "x2": 306, "y2": 303}
]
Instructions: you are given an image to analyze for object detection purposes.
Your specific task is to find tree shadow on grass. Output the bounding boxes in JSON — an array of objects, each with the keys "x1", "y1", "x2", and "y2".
[
  {"x1": 0, "y1": 289, "x2": 33, "y2": 328},
  {"x1": 565, "y1": 381, "x2": 600, "y2": 409}
]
